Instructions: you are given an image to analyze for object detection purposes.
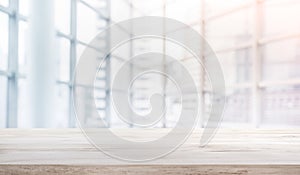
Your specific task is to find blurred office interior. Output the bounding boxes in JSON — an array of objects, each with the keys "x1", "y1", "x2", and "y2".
[{"x1": 0, "y1": 0, "x2": 300, "y2": 128}]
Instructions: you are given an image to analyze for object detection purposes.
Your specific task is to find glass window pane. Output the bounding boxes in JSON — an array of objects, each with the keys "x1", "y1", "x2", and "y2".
[
  {"x1": 263, "y1": 1, "x2": 300, "y2": 37},
  {"x1": 212, "y1": 49, "x2": 252, "y2": 86},
  {"x1": 181, "y1": 58, "x2": 202, "y2": 87},
  {"x1": 17, "y1": 79, "x2": 28, "y2": 127},
  {"x1": 205, "y1": 8, "x2": 253, "y2": 51},
  {"x1": 262, "y1": 38, "x2": 300, "y2": 81},
  {"x1": 166, "y1": 0, "x2": 201, "y2": 24},
  {"x1": 77, "y1": 2, "x2": 106, "y2": 43},
  {"x1": 18, "y1": 80, "x2": 71, "y2": 127},
  {"x1": 55, "y1": 0, "x2": 71, "y2": 34},
  {"x1": 205, "y1": 88, "x2": 253, "y2": 126},
  {"x1": 203, "y1": 88, "x2": 252, "y2": 126},
  {"x1": 0, "y1": 13, "x2": 8, "y2": 71},
  {"x1": 19, "y1": 21, "x2": 29, "y2": 74},
  {"x1": 0, "y1": 76, "x2": 7, "y2": 128},
  {"x1": 55, "y1": 84, "x2": 70, "y2": 127},
  {"x1": 262, "y1": 86, "x2": 300, "y2": 127},
  {"x1": 111, "y1": 0, "x2": 130, "y2": 22},
  {"x1": 57, "y1": 38, "x2": 70, "y2": 81},
  {"x1": 131, "y1": 0, "x2": 161, "y2": 16},
  {"x1": 191, "y1": 24, "x2": 201, "y2": 34},
  {"x1": 0, "y1": 0, "x2": 8, "y2": 7},
  {"x1": 223, "y1": 88, "x2": 252, "y2": 124},
  {"x1": 76, "y1": 43, "x2": 100, "y2": 63},
  {"x1": 77, "y1": 86, "x2": 104, "y2": 127},
  {"x1": 19, "y1": 0, "x2": 29, "y2": 16},
  {"x1": 205, "y1": 0, "x2": 252, "y2": 16},
  {"x1": 76, "y1": 43, "x2": 85, "y2": 63}
]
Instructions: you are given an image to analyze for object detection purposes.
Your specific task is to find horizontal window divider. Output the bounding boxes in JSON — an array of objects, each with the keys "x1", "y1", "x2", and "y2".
[
  {"x1": 121, "y1": 0, "x2": 147, "y2": 16},
  {"x1": 95, "y1": 77, "x2": 105, "y2": 81},
  {"x1": 110, "y1": 54, "x2": 127, "y2": 62},
  {"x1": 57, "y1": 80, "x2": 77, "y2": 89},
  {"x1": 259, "y1": 79, "x2": 300, "y2": 88},
  {"x1": 95, "y1": 97, "x2": 105, "y2": 100},
  {"x1": 94, "y1": 86, "x2": 106, "y2": 90},
  {"x1": 227, "y1": 83, "x2": 252, "y2": 89},
  {"x1": 167, "y1": 55, "x2": 199, "y2": 65},
  {"x1": 57, "y1": 80, "x2": 108, "y2": 90},
  {"x1": 78, "y1": 0, "x2": 109, "y2": 21},
  {"x1": 166, "y1": 20, "x2": 202, "y2": 35},
  {"x1": 0, "y1": 6, "x2": 28, "y2": 21},
  {"x1": 259, "y1": 32, "x2": 300, "y2": 45},
  {"x1": 57, "y1": 31, "x2": 73, "y2": 40},
  {"x1": 77, "y1": 40, "x2": 105, "y2": 52},
  {"x1": 110, "y1": 55, "x2": 149, "y2": 70},
  {"x1": 73, "y1": 83, "x2": 96, "y2": 89},
  {"x1": 110, "y1": 22, "x2": 132, "y2": 35},
  {"x1": 0, "y1": 71, "x2": 25, "y2": 79},
  {"x1": 0, "y1": 70, "x2": 10, "y2": 76},
  {"x1": 263, "y1": 60, "x2": 300, "y2": 65},
  {"x1": 111, "y1": 88, "x2": 127, "y2": 93},
  {"x1": 260, "y1": 0, "x2": 299, "y2": 7},
  {"x1": 0, "y1": 5, "x2": 12, "y2": 14},
  {"x1": 205, "y1": 42, "x2": 252, "y2": 56},
  {"x1": 57, "y1": 80, "x2": 71, "y2": 85},
  {"x1": 166, "y1": 91, "x2": 201, "y2": 95},
  {"x1": 18, "y1": 14, "x2": 28, "y2": 21},
  {"x1": 15, "y1": 73, "x2": 26, "y2": 79}
]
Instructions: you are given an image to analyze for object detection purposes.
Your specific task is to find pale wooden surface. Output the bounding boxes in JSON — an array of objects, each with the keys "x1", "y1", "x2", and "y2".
[{"x1": 0, "y1": 129, "x2": 300, "y2": 175}]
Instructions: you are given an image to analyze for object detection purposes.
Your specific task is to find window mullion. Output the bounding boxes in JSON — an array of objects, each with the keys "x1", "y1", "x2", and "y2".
[
  {"x1": 6, "y1": 0, "x2": 19, "y2": 127},
  {"x1": 68, "y1": 0, "x2": 77, "y2": 127}
]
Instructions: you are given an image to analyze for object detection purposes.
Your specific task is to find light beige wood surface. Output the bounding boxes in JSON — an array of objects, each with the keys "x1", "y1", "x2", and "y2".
[{"x1": 0, "y1": 129, "x2": 300, "y2": 175}]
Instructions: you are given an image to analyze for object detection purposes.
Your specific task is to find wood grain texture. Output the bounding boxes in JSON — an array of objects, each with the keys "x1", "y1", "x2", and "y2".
[
  {"x1": 1, "y1": 165, "x2": 300, "y2": 175},
  {"x1": 0, "y1": 129, "x2": 300, "y2": 175}
]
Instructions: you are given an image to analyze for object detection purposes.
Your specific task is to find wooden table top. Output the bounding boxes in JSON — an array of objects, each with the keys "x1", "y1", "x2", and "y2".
[{"x1": 0, "y1": 129, "x2": 300, "y2": 175}]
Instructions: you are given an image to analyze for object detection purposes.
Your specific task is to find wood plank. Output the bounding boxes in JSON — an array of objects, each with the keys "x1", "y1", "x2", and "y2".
[
  {"x1": 1, "y1": 165, "x2": 300, "y2": 175},
  {"x1": 0, "y1": 129, "x2": 300, "y2": 174}
]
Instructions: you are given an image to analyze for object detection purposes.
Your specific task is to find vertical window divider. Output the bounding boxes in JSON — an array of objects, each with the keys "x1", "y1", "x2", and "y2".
[
  {"x1": 6, "y1": 0, "x2": 19, "y2": 128},
  {"x1": 104, "y1": 0, "x2": 111, "y2": 127},
  {"x1": 69, "y1": 0, "x2": 77, "y2": 127},
  {"x1": 199, "y1": 0, "x2": 206, "y2": 128},
  {"x1": 252, "y1": 0, "x2": 263, "y2": 128}
]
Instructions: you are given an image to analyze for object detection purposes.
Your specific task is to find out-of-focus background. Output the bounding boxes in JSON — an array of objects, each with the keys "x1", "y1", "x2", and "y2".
[{"x1": 0, "y1": 0, "x2": 300, "y2": 128}]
